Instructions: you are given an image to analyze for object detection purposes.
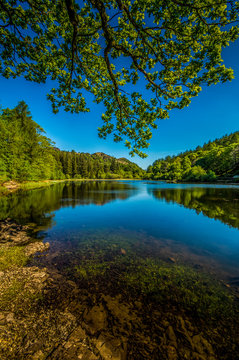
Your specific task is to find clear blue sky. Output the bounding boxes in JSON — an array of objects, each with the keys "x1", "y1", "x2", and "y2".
[{"x1": 0, "y1": 41, "x2": 238, "y2": 170}]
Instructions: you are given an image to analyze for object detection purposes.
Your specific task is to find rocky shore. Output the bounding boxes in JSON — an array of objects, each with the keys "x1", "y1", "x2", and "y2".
[{"x1": 0, "y1": 219, "x2": 238, "y2": 360}]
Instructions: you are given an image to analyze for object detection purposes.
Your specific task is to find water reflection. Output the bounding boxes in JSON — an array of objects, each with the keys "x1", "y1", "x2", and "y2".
[
  {"x1": 0, "y1": 181, "x2": 137, "y2": 227},
  {"x1": 1, "y1": 181, "x2": 239, "y2": 358},
  {"x1": 150, "y1": 186, "x2": 239, "y2": 229},
  {"x1": 60, "y1": 181, "x2": 138, "y2": 206}
]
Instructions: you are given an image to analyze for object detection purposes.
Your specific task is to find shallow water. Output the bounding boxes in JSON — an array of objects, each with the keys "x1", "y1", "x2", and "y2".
[
  {"x1": 1, "y1": 180, "x2": 239, "y2": 359},
  {"x1": 2, "y1": 180, "x2": 239, "y2": 278}
]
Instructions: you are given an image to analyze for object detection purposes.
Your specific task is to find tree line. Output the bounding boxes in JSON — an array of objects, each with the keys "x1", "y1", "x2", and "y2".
[
  {"x1": 0, "y1": 102, "x2": 145, "y2": 182},
  {"x1": 147, "y1": 132, "x2": 239, "y2": 182},
  {"x1": 1, "y1": 101, "x2": 238, "y2": 184}
]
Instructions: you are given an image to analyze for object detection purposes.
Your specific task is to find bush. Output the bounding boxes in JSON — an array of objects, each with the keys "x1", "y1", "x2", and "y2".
[{"x1": 183, "y1": 166, "x2": 207, "y2": 182}]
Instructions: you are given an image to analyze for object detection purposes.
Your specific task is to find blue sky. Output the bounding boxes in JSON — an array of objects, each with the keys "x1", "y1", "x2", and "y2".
[{"x1": 0, "y1": 40, "x2": 238, "y2": 169}]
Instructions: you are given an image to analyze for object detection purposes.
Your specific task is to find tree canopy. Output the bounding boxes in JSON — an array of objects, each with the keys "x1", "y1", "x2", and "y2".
[
  {"x1": 0, "y1": 101, "x2": 145, "y2": 181},
  {"x1": 147, "y1": 131, "x2": 239, "y2": 181},
  {"x1": 0, "y1": 0, "x2": 238, "y2": 157}
]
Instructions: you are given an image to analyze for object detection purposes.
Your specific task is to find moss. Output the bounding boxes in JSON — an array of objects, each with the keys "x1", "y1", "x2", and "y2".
[
  {"x1": 69, "y1": 240, "x2": 237, "y2": 322},
  {"x1": 0, "y1": 279, "x2": 25, "y2": 310},
  {"x1": 0, "y1": 277, "x2": 43, "y2": 312},
  {"x1": 74, "y1": 261, "x2": 110, "y2": 278},
  {"x1": 122, "y1": 258, "x2": 236, "y2": 321},
  {"x1": 0, "y1": 246, "x2": 29, "y2": 270}
]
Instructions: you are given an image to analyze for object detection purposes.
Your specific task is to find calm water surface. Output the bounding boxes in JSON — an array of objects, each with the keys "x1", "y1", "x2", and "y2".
[
  {"x1": 1, "y1": 180, "x2": 239, "y2": 279},
  {"x1": 2, "y1": 180, "x2": 239, "y2": 358}
]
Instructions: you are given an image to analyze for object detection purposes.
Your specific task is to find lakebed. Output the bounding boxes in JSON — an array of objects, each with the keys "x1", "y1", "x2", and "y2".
[{"x1": 0, "y1": 180, "x2": 239, "y2": 359}]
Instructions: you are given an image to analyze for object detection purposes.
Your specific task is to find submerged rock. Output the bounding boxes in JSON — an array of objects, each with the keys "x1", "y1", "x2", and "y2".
[
  {"x1": 0, "y1": 219, "x2": 238, "y2": 359},
  {"x1": 25, "y1": 241, "x2": 50, "y2": 256},
  {"x1": 0, "y1": 219, "x2": 32, "y2": 245},
  {"x1": 94, "y1": 334, "x2": 127, "y2": 360},
  {"x1": 83, "y1": 304, "x2": 108, "y2": 335},
  {"x1": 120, "y1": 248, "x2": 126, "y2": 255}
]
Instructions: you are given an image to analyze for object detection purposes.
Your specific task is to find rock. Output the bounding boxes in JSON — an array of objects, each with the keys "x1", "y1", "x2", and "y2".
[
  {"x1": 0, "y1": 313, "x2": 6, "y2": 324},
  {"x1": 166, "y1": 326, "x2": 177, "y2": 345},
  {"x1": 6, "y1": 312, "x2": 14, "y2": 323},
  {"x1": 192, "y1": 334, "x2": 214, "y2": 356},
  {"x1": 2, "y1": 181, "x2": 19, "y2": 191},
  {"x1": 25, "y1": 241, "x2": 50, "y2": 256},
  {"x1": 120, "y1": 248, "x2": 126, "y2": 255},
  {"x1": 193, "y1": 264, "x2": 202, "y2": 269},
  {"x1": 77, "y1": 350, "x2": 98, "y2": 360},
  {"x1": 0, "y1": 219, "x2": 31, "y2": 245},
  {"x1": 83, "y1": 304, "x2": 108, "y2": 335},
  {"x1": 32, "y1": 350, "x2": 45, "y2": 360},
  {"x1": 94, "y1": 334, "x2": 127, "y2": 360},
  {"x1": 167, "y1": 345, "x2": 178, "y2": 360}
]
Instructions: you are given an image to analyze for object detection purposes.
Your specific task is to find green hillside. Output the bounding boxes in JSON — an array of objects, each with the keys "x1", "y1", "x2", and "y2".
[
  {"x1": 0, "y1": 102, "x2": 145, "y2": 182},
  {"x1": 55, "y1": 150, "x2": 145, "y2": 180},
  {"x1": 147, "y1": 132, "x2": 239, "y2": 182}
]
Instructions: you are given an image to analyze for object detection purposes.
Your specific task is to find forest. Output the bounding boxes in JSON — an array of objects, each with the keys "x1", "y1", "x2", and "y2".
[
  {"x1": 0, "y1": 102, "x2": 145, "y2": 182},
  {"x1": 147, "y1": 132, "x2": 239, "y2": 182},
  {"x1": 1, "y1": 101, "x2": 238, "y2": 184}
]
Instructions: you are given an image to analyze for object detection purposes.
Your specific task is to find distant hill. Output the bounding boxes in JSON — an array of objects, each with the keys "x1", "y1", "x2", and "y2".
[
  {"x1": 55, "y1": 150, "x2": 145, "y2": 180},
  {"x1": 147, "y1": 132, "x2": 239, "y2": 182},
  {"x1": 92, "y1": 152, "x2": 112, "y2": 160}
]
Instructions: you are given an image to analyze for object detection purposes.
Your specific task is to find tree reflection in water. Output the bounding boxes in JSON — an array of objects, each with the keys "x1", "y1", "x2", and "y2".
[
  {"x1": 0, "y1": 181, "x2": 137, "y2": 229},
  {"x1": 150, "y1": 186, "x2": 239, "y2": 229}
]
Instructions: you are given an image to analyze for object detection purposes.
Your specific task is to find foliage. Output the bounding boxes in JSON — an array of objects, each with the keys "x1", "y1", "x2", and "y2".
[
  {"x1": 148, "y1": 131, "x2": 239, "y2": 181},
  {"x1": 0, "y1": 1, "x2": 238, "y2": 156},
  {"x1": 0, "y1": 185, "x2": 8, "y2": 195},
  {"x1": 57, "y1": 150, "x2": 145, "y2": 179},
  {"x1": 0, "y1": 101, "x2": 64, "y2": 181},
  {"x1": 0, "y1": 102, "x2": 145, "y2": 182}
]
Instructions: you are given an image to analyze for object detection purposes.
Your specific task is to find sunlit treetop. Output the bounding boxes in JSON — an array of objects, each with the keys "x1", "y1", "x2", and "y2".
[{"x1": 0, "y1": 0, "x2": 238, "y2": 157}]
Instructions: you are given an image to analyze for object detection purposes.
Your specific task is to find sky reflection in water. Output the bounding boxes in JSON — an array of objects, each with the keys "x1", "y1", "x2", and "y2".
[{"x1": 1, "y1": 180, "x2": 239, "y2": 277}]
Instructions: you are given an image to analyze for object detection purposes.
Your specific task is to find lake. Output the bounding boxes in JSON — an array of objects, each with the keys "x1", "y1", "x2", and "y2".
[{"x1": 1, "y1": 180, "x2": 239, "y2": 359}]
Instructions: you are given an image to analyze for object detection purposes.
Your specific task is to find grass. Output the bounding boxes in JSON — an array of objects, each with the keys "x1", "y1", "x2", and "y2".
[
  {"x1": 19, "y1": 179, "x2": 65, "y2": 191},
  {"x1": 0, "y1": 246, "x2": 29, "y2": 270},
  {"x1": 0, "y1": 185, "x2": 9, "y2": 196},
  {"x1": 0, "y1": 179, "x2": 66, "y2": 196}
]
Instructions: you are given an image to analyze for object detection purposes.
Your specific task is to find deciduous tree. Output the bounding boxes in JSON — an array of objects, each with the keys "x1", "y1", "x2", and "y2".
[{"x1": 0, "y1": 0, "x2": 238, "y2": 156}]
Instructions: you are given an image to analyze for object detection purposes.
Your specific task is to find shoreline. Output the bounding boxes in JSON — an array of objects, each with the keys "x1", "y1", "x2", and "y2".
[
  {"x1": 1, "y1": 177, "x2": 238, "y2": 198},
  {"x1": 0, "y1": 178, "x2": 136, "y2": 196}
]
